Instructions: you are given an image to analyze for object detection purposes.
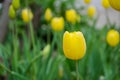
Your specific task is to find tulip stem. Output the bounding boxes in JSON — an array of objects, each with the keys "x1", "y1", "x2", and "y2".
[
  {"x1": 105, "y1": 9, "x2": 111, "y2": 27},
  {"x1": 76, "y1": 60, "x2": 79, "y2": 80},
  {"x1": 47, "y1": 25, "x2": 51, "y2": 44}
]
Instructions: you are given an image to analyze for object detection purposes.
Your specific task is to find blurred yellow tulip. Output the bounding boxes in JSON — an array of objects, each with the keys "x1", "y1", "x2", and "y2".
[
  {"x1": 108, "y1": 0, "x2": 120, "y2": 11},
  {"x1": 9, "y1": 5, "x2": 16, "y2": 19},
  {"x1": 21, "y1": 8, "x2": 33, "y2": 23},
  {"x1": 101, "y1": 0, "x2": 110, "y2": 9},
  {"x1": 51, "y1": 17, "x2": 64, "y2": 31},
  {"x1": 65, "y1": 9, "x2": 77, "y2": 24},
  {"x1": 87, "y1": 6, "x2": 96, "y2": 17},
  {"x1": 12, "y1": 0, "x2": 20, "y2": 10},
  {"x1": 44, "y1": 8, "x2": 52, "y2": 22},
  {"x1": 106, "y1": 29, "x2": 119, "y2": 47},
  {"x1": 63, "y1": 31, "x2": 86, "y2": 60},
  {"x1": 84, "y1": 0, "x2": 91, "y2": 4}
]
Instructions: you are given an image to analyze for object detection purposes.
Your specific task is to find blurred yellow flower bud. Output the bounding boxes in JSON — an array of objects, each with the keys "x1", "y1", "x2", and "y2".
[
  {"x1": 58, "y1": 65, "x2": 64, "y2": 78},
  {"x1": 87, "y1": 6, "x2": 96, "y2": 17},
  {"x1": 106, "y1": 29, "x2": 119, "y2": 47},
  {"x1": 65, "y1": 9, "x2": 77, "y2": 24},
  {"x1": 12, "y1": 0, "x2": 20, "y2": 10},
  {"x1": 9, "y1": 5, "x2": 16, "y2": 19},
  {"x1": 42, "y1": 44, "x2": 50, "y2": 59},
  {"x1": 76, "y1": 14, "x2": 81, "y2": 23},
  {"x1": 101, "y1": 0, "x2": 110, "y2": 9},
  {"x1": 63, "y1": 31, "x2": 86, "y2": 60},
  {"x1": 21, "y1": 8, "x2": 33, "y2": 23},
  {"x1": 108, "y1": 0, "x2": 120, "y2": 11},
  {"x1": 44, "y1": 8, "x2": 52, "y2": 22},
  {"x1": 84, "y1": 0, "x2": 91, "y2": 4},
  {"x1": 51, "y1": 17, "x2": 64, "y2": 31}
]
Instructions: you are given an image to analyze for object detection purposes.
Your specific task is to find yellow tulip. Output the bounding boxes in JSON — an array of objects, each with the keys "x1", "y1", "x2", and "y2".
[
  {"x1": 87, "y1": 6, "x2": 96, "y2": 17},
  {"x1": 12, "y1": 0, "x2": 20, "y2": 10},
  {"x1": 65, "y1": 9, "x2": 77, "y2": 24},
  {"x1": 63, "y1": 31, "x2": 86, "y2": 60},
  {"x1": 44, "y1": 8, "x2": 52, "y2": 22},
  {"x1": 9, "y1": 5, "x2": 16, "y2": 19},
  {"x1": 108, "y1": 0, "x2": 120, "y2": 11},
  {"x1": 51, "y1": 17, "x2": 64, "y2": 31},
  {"x1": 84, "y1": 0, "x2": 91, "y2": 4},
  {"x1": 101, "y1": 0, "x2": 110, "y2": 9},
  {"x1": 21, "y1": 8, "x2": 33, "y2": 23},
  {"x1": 106, "y1": 29, "x2": 119, "y2": 47}
]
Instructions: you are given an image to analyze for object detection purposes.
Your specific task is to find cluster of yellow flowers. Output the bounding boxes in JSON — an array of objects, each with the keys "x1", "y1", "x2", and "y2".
[
  {"x1": 44, "y1": 8, "x2": 81, "y2": 32},
  {"x1": 9, "y1": 0, "x2": 34, "y2": 23},
  {"x1": 44, "y1": 8, "x2": 86, "y2": 60}
]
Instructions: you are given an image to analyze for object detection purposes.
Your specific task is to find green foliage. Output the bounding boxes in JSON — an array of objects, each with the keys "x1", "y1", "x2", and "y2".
[{"x1": 0, "y1": 0, "x2": 120, "y2": 80}]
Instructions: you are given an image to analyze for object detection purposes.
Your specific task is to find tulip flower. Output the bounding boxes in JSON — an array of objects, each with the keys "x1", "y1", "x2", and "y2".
[
  {"x1": 9, "y1": 5, "x2": 16, "y2": 19},
  {"x1": 51, "y1": 17, "x2": 64, "y2": 31},
  {"x1": 87, "y1": 5, "x2": 96, "y2": 17},
  {"x1": 21, "y1": 8, "x2": 33, "y2": 23},
  {"x1": 108, "y1": 0, "x2": 120, "y2": 11},
  {"x1": 63, "y1": 31, "x2": 86, "y2": 60},
  {"x1": 44, "y1": 8, "x2": 52, "y2": 22},
  {"x1": 101, "y1": 0, "x2": 110, "y2": 9},
  {"x1": 12, "y1": 0, "x2": 20, "y2": 10},
  {"x1": 65, "y1": 9, "x2": 77, "y2": 24},
  {"x1": 106, "y1": 29, "x2": 119, "y2": 47},
  {"x1": 84, "y1": 0, "x2": 91, "y2": 4}
]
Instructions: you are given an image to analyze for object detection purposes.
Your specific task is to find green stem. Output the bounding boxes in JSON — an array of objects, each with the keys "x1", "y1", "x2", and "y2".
[
  {"x1": 29, "y1": 21, "x2": 35, "y2": 49},
  {"x1": 105, "y1": 9, "x2": 111, "y2": 27},
  {"x1": 12, "y1": 20, "x2": 18, "y2": 72},
  {"x1": 47, "y1": 25, "x2": 51, "y2": 44},
  {"x1": 76, "y1": 60, "x2": 79, "y2": 80},
  {"x1": 0, "y1": 64, "x2": 28, "y2": 79},
  {"x1": 25, "y1": 53, "x2": 42, "y2": 74},
  {"x1": 29, "y1": 21, "x2": 36, "y2": 80}
]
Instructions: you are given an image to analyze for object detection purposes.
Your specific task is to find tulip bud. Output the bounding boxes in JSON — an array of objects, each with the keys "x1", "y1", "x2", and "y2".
[
  {"x1": 76, "y1": 14, "x2": 81, "y2": 23},
  {"x1": 42, "y1": 44, "x2": 50, "y2": 59},
  {"x1": 21, "y1": 8, "x2": 33, "y2": 23},
  {"x1": 108, "y1": 0, "x2": 120, "y2": 11},
  {"x1": 106, "y1": 29, "x2": 119, "y2": 47},
  {"x1": 12, "y1": 0, "x2": 20, "y2": 10},
  {"x1": 9, "y1": 5, "x2": 16, "y2": 19},
  {"x1": 101, "y1": 0, "x2": 110, "y2": 9},
  {"x1": 65, "y1": 9, "x2": 77, "y2": 24},
  {"x1": 84, "y1": 0, "x2": 91, "y2": 4},
  {"x1": 87, "y1": 5, "x2": 96, "y2": 17},
  {"x1": 44, "y1": 8, "x2": 52, "y2": 22},
  {"x1": 63, "y1": 31, "x2": 86, "y2": 60},
  {"x1": 51, "y1": 17, "x2": 64, "y2": 31}
]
